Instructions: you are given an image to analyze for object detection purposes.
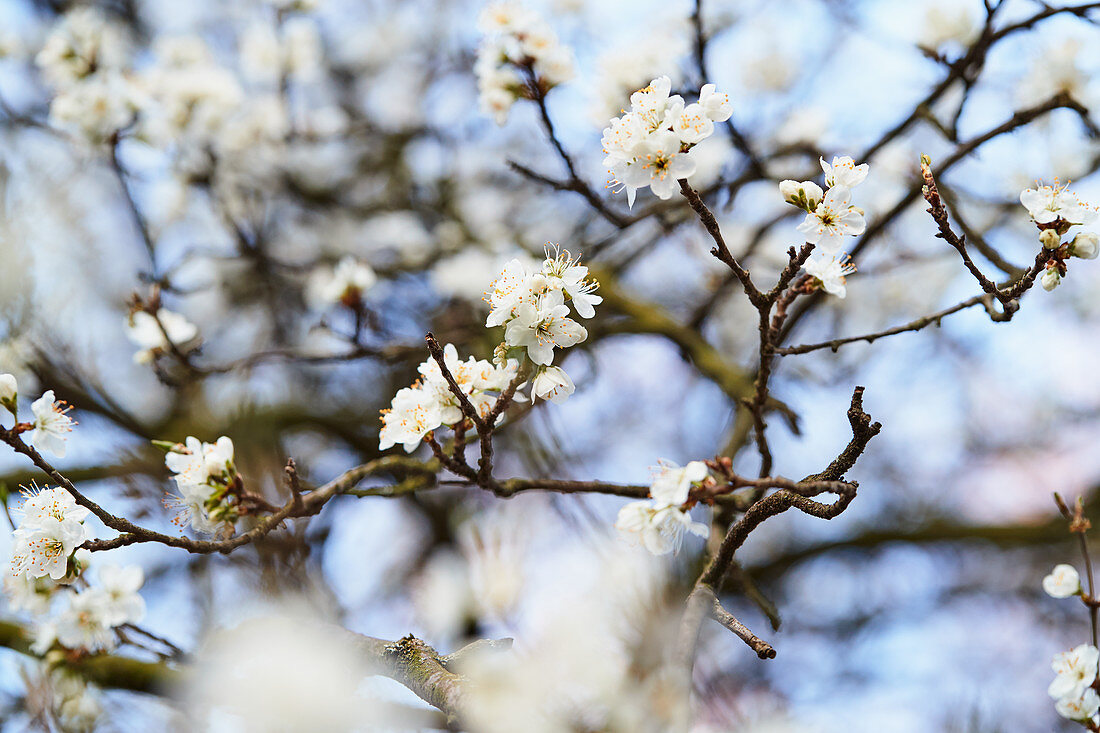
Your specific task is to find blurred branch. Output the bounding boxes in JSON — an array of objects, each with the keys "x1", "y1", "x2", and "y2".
[
  {"x1": 0, "y1": 618, "x2": 490, "y2": 724},
  {"x1": 0, "y1": 620, "x2": 178, "y2": 695}
]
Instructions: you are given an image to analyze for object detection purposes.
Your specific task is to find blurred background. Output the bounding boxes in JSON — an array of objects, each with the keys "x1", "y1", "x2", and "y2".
[{"x1": 0, "y1": 0, "x2": 1099, "y2": 730}]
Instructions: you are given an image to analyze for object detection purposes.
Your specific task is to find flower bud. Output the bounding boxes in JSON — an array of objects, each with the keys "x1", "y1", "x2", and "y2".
[
  {"x1": 778, "y1": 180, "x2": 823, "y2": 211},
  {"x1": 1043, "y1": 563, "x2": 1081, "y2": 598},
  {"x1": 0, "y1": 373, "x2": 16, "y2": 414},
  {"x1": 1070, "y1": 231, "x2": 1099, "y2": 260},
  {"x1": 1041, "y1": 266, "x2": 1062, "y2": 291},
  {"x1": 1040, "y1": 229, "x2": 1061, "y2": 249}
]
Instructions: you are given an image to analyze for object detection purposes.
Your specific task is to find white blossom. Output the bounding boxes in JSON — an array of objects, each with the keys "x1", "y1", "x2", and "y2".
[
  {"x1": 416, "y1": 343, "x2": 519, "y2": 424},
  {"x1": 47, "y1": 71, "x2": 137, "y2": 142},
  {"x1": 796, "y1": 185, "x2": 866, "y2": 253},
  {"x1": 1056, "y1": 688, "x2": 1100, "y2": 722},
  {"x1": 503, "y1": 292, "x2": 588, "y2": 366},
  {"x1": 615, "y1": 501, "x2": 708, "y2": 556},
  {"x1": 474, "y1": 2, "x2": 574, "y2": 125},
  {"x1": 1021, "y1": 183, "x2": 1098, "y2": 226},
  {"x1": 126, "y1": 309, "x2": 200, "y2": 364},
  {"x1": 804, "y1": 253, "x2": 857, "y2": 298},
  {"x1": 602, "y1": 76, "x2": 730, "y2": 207},
  {"x1": 1049, "y1": 644, "x2": 1100, "y2": 702},
  {"x1": 820, "y1": 155, "x2": 869, "y2": 189},
  {"x1": 52, "y1": 672, "x2": 103, "y2": 733},
  {"x1": 531, "y1": 365, "x2": 575, "y2": 404},
  {"x1": 1043, "y1": 564, "x2": 1082, "y2": 598},
  {"x1": 920, "y1": 4, "x2": 979, "y2": 50},
  {"x1": 541, "y1": 246, "x2": 603, "y2": 318},
  {"x1": 309, "y1": 256, "x2": 377, "y2": 307},
  {"x1": 164, "y1": 436, "x2": 237, "y2": 535},
  {"x1": 378, "y1": 385, "x2": 445, "y2": 453},
  {"x1": 35, "y1": 8, "x2": 128, "y2": 87},
  {"x1": 3, "y1": 569, "x2": 55, "y2": 615},
  {"x1": 649, "y1": 460, "x2": 709, "y2": 507},
  {"x1": 54, "y1": 591, "x2": 116, "y2": 652},
  {"x1": 697, "y1": 83, "x2": 733, "y2": 123},
  {"x1": 93, "y1": 565, "x2": 146, "y2": 626},
  {"x1": 8, "y1": 485, "x2": 92, "y2": 583},
  {"x1": 30, "y1": 390, "x2": 75, "y2": 458},
  {"x1": 11, "y1": 517, "x2": 89, "y2": 581}
]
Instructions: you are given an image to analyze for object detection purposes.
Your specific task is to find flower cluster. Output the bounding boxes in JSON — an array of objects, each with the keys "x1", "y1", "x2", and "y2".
[
  {"x1": 379, "y1": 345, "x2": 520, "y2": 453},
  {"x1": 35, "y1": 7, "x2": 137, "y2": 142},
  {"x1": 9, "y1": 486, "x2": 91, "y2": 582},
  {"x1": 1019, "y1": 182, "x2": 1099, "y2": 291},
  {"x1": 602, "y1": 76, "x2": 732, "y2": 206},
  {"x1": 475, "y1": 1, "x2": 575, "y2": 125},
  {"x1": 125, "y1": 308, "x2": 201, "y2": 365},
  {"x1": 164, "y1": 436, "x2": 240, "y2": 535},
  {"x1": 780, "y1": 155, "x2": 869, "y2": 299},
  {"x1": 1042, "y1": 564, "x2": 1100, "y2": 723},
  {"x1": 33, "y1": 565, "x2": 147, "y2": 654},
  {"x1": 1049, "y1": 644, "x2": 1100, "y2": 724},
  {"x1": 486, "y1": 246, "x2": 601, "y2": 403},
  {"x1": 615, "y1": 461, "x2": 710, "y2": 555}
]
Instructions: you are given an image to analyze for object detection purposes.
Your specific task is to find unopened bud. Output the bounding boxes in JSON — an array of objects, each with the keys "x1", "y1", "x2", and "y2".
[
  {"x1": 0, "y1": 373, "x2": 16, "y2": 415},
  {"x1": 778, "y1": 180, "x2": 823, "y2": 211},
  {"x1": 1070, "y1": 231, "x2": 1099, "y2": 260},
  {"x1": 1041, "y1": 266, "x2": 1062, "y2": 291},
  {"x1": 1040, "y1": 229, "x2": 1061, "y2": 249}
]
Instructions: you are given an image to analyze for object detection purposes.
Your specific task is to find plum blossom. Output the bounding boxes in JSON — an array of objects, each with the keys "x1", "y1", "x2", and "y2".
[
  {"x1": 615, "y1": 501, "x2": 708, "y2": 556},
  {"x1": 35, "y1": 8, "x2": 127, "y2": 87},
  {"x1": 30, "y1": 391, "x2": 75, "y2": 458},
  {"x1": 796, "y1": 185, "x2": 866, "y2": 253},
  {"x1": 484, "y1": 248, "x2": 597, "y2": 400},
  {"x1": 379, "y1": 347, "x2": 519, "y2": 453},
  {"x1": 54, "y1": 591, "x2": 116, "y2": 652},
  {"x1": 602, "y1": 76, "x2": 732, "y2": 206},
  {"x1": 126, "y1": 309, "x2": 200, "y2": 364},
  {"x1": 475, "y1": 2, "x2": 574, "y2": 124},
  {"x1": 310, "y1": 256, "x2": 377, "y2": 308},
  {"x1": 1049, "y1": 644, "x2": 1099, "y2": 702},
  {"x1": 541, "y1": 246, "x2": 603, "y2": 318},
  {"x1": 164, "y1": 436, "x2": 238, "y2": 535},
  {"x1": 804, "y1": 253, "x2": 856, "y2": 299},
  {"x1": 379, "y1": 386, "x2": 445, "y2": 453},
  {"x1": 1021, "y1": 183, "x2": 1098, "y2": 226},
  {"x1": 649, "y1": 460, "x2": 709, "y2": 507},
  {"x1": 10, "y1": 489, "x2": 91, "y2": 581},
  {"x1": 531, "y1": 365, "x2": 574, "y2": 404},
  {"x1": 821, "y1": 155, "x2": 869, "y2": 189},
  {"x1": 1057, "y1": 688, "x2": 1100, "y2": 722},
  {"x1": 503, "y1": 293, "x2": 587, "y2": 366},
  {"x1": 1044, "y1": 564, "x2": 1082, "y2": 598},
  {"x1": 615, "y1": 460, "x2": 711, "y2": 555},
  {"x1": 93, "y1": 565, "x2": 146, "y2": 626}
]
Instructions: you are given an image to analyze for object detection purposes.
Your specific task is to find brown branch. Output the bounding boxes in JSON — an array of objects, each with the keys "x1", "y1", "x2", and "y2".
[
  {"x1": 679, "y1": 180, "x2": 765, "y2": 307},
  {"x1": 712, "y1": 596, "x2": 775, "y2": 659},
  {"x1": 424, "y1": 333, "x2": 486, "y2": 431},
  {"x1": 775, "y1": 293, "x2": 995, "y2": 356}
]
